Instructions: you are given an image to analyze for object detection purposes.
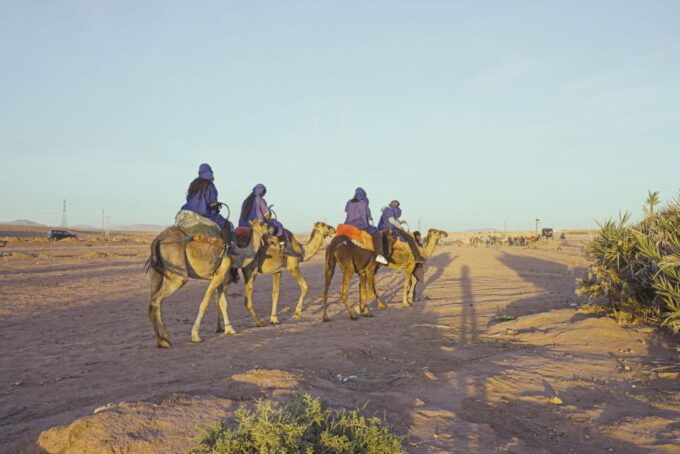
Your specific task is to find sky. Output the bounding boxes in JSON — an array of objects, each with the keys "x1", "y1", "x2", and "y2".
[{"x1": 1, "y1": 0, "x2": 678, "y2": 232}]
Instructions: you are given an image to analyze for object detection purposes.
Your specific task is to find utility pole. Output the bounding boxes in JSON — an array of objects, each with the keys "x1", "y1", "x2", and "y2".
[
  {"x1": 61, "y1": 199, "x2": 67, "y2": 228},
  {"x1": 535, "y1": 218, "x2": 540, "y2": 235},
  {"x1": 102, "y1": 209, "x2": 106, "y2": 236},
  {"x1": 105, "y1": 216, "x2": 111, "y2": 238}
]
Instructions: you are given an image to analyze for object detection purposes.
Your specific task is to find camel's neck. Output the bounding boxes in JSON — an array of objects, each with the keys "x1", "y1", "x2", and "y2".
[
  {"x1": 250, "y1": 231, "x2": 264, "y2": 252},
  {"x1": 301, "y1": 228, "x2": 324, "y2": 262},
  {"x1": 421, "y1": 237, "x2": 441, "y2": 260},
  {"x1": 243, "y1": 231, "x2": 264, "y2": 264}
]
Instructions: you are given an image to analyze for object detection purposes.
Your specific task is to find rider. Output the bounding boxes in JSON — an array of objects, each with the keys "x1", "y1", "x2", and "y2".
[
  {"x1": 238, "y1": 184, "x2": 301, "y2": 258},
  {"x1": 378, "y1": 200, "x2": 426, "y2": 263},
  {"x1": 181, "y1": 163, "x2": 236, "y2": 255},
  {"x1": 344, "y1": 187, "x2": 389, "y2": 265}
]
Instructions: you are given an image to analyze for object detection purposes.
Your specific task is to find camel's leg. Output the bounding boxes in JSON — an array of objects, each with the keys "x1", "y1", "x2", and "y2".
[
  {"x1": 215, "y1": 285, "x2": 224, "y2": 333},
  {"x1": 339, "y1": 265, "x2": 359, "y2": 320},
  {"x1": 191, "y1": 276, "x2": 223, "y2": 343},
  {"x1": 357, "y1": 273, "x2": 372, "y2": 317},
  {"x1": 354, "y1": 273, "x2": 364, "y2": 315},
  {"x1": 364, "y1": 268, "x2": 378, "y2": 308},
  {"x1": 216, "y1": 284, "x2": 237, "y2": 335},
  {"x1": 243, "y1": 271, "x2": 265, "y2": 327},
  {"x1": 408, "y1": 274, "x2": 417, "y2": 303},
  {"x1": 370, "y1": 270, "x2": 386, "y2": 309},
  {"x1": 288, "y1": 265, "x2": 308, "y2": 319},
  {"x1": 323, "y1": 253, "x2": 336, "y2": 322},
  {"x1": 148, "y1": 271, "x2": 186, "y2": 348},
  {"x1": 402, "y1": 268, "x2": 416, "y2": 307},
  {"x1": 270, "y1": 272, "x2": 282, "y2": 324}
]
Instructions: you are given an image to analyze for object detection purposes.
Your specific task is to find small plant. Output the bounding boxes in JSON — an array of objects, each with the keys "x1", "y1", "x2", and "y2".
[
  {"x1": 190, "y1": 392, "x2": 404, "y2": 454},
  {"x1": 578, "y1": 191, "x2": 680, "y2": 332}
]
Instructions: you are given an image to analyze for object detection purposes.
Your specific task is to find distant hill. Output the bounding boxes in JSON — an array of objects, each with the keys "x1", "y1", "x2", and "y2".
[
  {"x1": 70, "y1": 224, "x2": 99, "y2": 231},
  {"x1": 114, "y1": 224, "x2": 166, "y2": 232},
  {"x1": 69, "y1": 224, "x2": 166, "y2": 232},
  {"x1": 0, "y1": 219, "x2": 46, "y2": 226}
]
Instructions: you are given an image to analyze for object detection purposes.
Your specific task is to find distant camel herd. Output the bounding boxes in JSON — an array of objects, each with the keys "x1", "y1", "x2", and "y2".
[
  {"x1": 145, "y1": 221, "x2": 448, "y2": 348},
  {"x1": 467, "y1": 234, "x2": 542, "y2": 248}
]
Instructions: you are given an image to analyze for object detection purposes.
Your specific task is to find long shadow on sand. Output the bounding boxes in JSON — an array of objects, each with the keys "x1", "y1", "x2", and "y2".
[{"x1": 495, "y1": 251, "x2": 585, "y2": 318}]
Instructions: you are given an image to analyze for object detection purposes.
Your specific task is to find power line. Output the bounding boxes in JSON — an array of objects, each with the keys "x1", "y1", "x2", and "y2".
[{"x1": 60, "y1": 199, "x2": 67, "y2": 228}]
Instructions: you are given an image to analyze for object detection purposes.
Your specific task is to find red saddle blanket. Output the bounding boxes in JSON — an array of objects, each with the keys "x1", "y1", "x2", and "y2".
[
  {"x1": 335, "y1": 224, "x2": 374, "y2": 250},
  {"x1": 235, "y1": 227, "x2": 251, "y2": 248}
]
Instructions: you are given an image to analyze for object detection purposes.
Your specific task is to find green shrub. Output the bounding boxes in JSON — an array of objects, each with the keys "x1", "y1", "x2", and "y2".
[
  {"x1": 578, "y1": 191, "x2": 680, "y2": 332},
  {"x1": 190, "y1": 392, "x2": 404, "y2": 454}
]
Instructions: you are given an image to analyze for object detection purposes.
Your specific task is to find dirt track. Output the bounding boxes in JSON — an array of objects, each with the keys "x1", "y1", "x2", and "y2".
[{"x1": 1, "y1": 237, "x2": 678, "y2": 453}]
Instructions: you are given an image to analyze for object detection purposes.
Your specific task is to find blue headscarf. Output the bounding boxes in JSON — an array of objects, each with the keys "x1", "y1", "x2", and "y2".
[
  {"x1": 198, "y1": 163, "x2": 214, "y2": 181},
  {"x1": 354, "y1": 187, "x2": 368, "y2": 204}
]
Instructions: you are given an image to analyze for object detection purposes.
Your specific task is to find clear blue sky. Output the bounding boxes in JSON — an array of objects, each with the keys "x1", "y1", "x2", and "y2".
[{"x1": 1, "y1": 1, "x2": 678, "y2": 231}]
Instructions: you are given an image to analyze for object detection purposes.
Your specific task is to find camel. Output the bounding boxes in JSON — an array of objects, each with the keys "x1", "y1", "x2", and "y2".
[
  {"x1": 146, "y1": 220, "x2": 268, "y2": 348},
  {"x1": 373, "y1": 228, "x2": 449, "y2": 308},
  {"x1": 322, "y1": 231, "x2": 397, "y2": 322},
  {"x1": 219, "y1": 222, "x2": 336, "y2": 328}
]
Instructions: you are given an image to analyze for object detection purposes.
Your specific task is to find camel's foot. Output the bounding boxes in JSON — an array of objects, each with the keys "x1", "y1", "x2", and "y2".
[
  {"x1": 190, "y1": 334, "x2": 203, "y2": 343},
  {"x1": 378, "y1": 301, "x2": 387, "y2": 309},
  {"x1": 349, "y1": 311, "x2": 359, "y2": 320},
  {"x1": 403, "y1": 301, "x2": 413, "y2": 308},
  {"x1": 270, "y1": 316, "x2": 280, "y2": 325},
  {"x1": 223, "y1": 325, "x2": 237, "y2": 335},
  {"x1": 254, "y1": 319, "x2": 266, "y2": 328},
  {"x1": 356, "y1": 305, "x2": 371, "y2": 317},
  {"x1": 323, "y1": 314, "x2": 331, "y2": 322},
  {"x1": 293, "y1": 311, "x2": 303, "y2": 320},
  {"x1": 157, "y1": 338, "x2": 172, "y2": 349}
]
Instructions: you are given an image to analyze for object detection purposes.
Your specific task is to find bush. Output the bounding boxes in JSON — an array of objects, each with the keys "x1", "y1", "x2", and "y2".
[
  {"x1": 190, "y1": 392, "x2": 404, "y2": 454},
  {"x1": 578, "y1": 192, "x2": 680, "y2": 332}
]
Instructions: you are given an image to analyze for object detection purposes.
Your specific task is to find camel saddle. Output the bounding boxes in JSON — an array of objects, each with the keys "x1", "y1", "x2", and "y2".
[
  {"x1": 174, "y1": 210, "x2": 225, "y2": 248},
  {"x1": 335, "y1": 224, "x2": 374, "y2": 251}
]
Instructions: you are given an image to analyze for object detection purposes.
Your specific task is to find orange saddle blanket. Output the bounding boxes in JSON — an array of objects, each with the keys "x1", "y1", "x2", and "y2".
[{"x1": 335, "y1": 224, "x2": 374, "y2": 250}]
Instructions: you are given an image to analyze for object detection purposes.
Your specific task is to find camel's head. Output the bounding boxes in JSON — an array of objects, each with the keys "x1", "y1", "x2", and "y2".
[
  {"x1": 313, "y1": 221, "x2": 336, "y2": 238},
  {"x1": 427, "y1": 229, "x2": 449, "y2": 241}
]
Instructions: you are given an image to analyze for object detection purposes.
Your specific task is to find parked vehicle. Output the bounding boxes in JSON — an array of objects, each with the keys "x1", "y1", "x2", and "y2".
[
  {"x1": 47, "y1": 230, "x2": 77, "y2": 240},
  {"x1": 541, "y1": 228, "x2": 554, "y2": 239}
]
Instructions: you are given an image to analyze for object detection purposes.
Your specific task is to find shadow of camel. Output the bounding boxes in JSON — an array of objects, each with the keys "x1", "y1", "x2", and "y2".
[{"x1": 494, "y1": 251, "x2": 586, "y2": 319}]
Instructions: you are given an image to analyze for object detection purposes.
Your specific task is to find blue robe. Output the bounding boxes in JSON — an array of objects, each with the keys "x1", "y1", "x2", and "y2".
[{"x1": 181, "y1": 178, "x2": 228, "y2": 229}]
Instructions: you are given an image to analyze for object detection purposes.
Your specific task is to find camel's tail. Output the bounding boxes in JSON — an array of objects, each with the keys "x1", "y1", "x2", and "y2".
[
  {"x1": 324, "y1": 246, "x2": 337, "y2": 291},
  {"x1": 146, "y1": 236, "x2": 164, "y2": 273}
]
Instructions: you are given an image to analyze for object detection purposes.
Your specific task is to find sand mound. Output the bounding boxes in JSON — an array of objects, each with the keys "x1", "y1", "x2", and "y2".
[
  {"x1": 35, "y1": 395, "x2": 235, "y2": 454},
  {"x1": 487, "y1": 308, "x2": 649, "y2": 345}
]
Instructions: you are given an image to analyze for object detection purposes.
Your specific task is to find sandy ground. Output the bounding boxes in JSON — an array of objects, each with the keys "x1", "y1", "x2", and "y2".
[{"x1": 1, "y1": 230, "x2": 678, "y2": 453}]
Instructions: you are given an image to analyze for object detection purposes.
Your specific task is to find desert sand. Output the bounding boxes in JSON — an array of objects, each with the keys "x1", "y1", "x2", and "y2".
[{"x1": 1, "y1": 227, "x2": 678, "y2": 453}]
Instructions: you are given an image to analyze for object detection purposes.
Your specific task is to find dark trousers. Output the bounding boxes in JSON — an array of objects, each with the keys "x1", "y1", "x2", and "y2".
[
  {"x1": 221, "y1": 221, "x2": 234, "y2": 244},
  {"x1": 372, "y1": 231, "x2": 387, "y2": 257},
  {"x1": 412, "y1": 263, "x2": 426, "y2": 298}
]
